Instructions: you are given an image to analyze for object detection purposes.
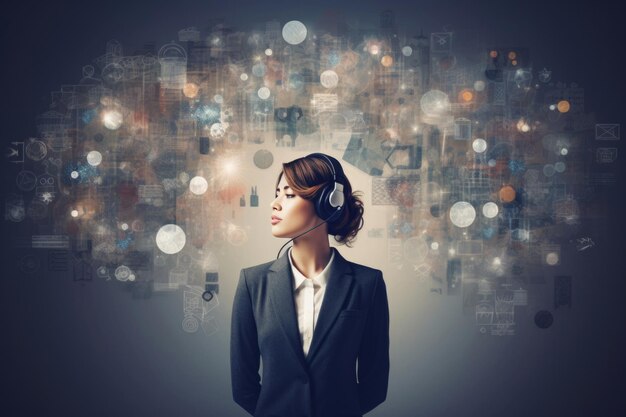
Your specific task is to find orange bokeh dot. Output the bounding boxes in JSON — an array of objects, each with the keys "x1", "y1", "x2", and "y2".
[
  {"x1": 499, "y1": 185, "x2": 516, "y2": 203},
  {"x1": 557, "y1": 100, "x2": 570, "y2": 113},
  {"x1": 511, "y1": 60, "x2": 518, "y2": 66},
  {"x1": 489, "y1": 50, "x2": 498, "y2": 58},
  {"x1": 381, "y1": 55, "x2": 393, "y2": 67},
  {"x1": 459, "y1": 89, "x2": 474, "y2": 102},
  {"x1": 183, "y1": 82, "x2": 199, "y2": 98}
]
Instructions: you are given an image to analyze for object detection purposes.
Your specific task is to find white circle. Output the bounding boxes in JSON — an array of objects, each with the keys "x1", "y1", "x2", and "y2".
[
  {"x1": 189, "y1": 176, "x2": 208, "y2": 195},
  {"x1": 546, "y1": 252, "x2": 559, "y2": 265},
  {"x1": 240, "y1": 73, "x2": 248, "y2": 81},
  {"x1": 102, "y1": 110, "x2": 123, "y2": 130},
  {"x1": 482, "y1": 202, "x2": 499, "y2": 218},
  {"x1": 449, "y1": 201, "x2": 476, "y2": 228},
  {"x1": 70, "y1": 171, "x2": 79, "y2": 179},
  {"x1": 121, "y1": 223, "x2": 129, "y2": 231},
  {"x1": 402, "y1": 46, "x2": 413, "y2": 56},
  {"x1": 474, "y1": 80, "x2": 486, "y2": 91},
  {"x1": 430, "y1": 242, "x2": 439, "y2": 250},
  {"x1": 156, "y1": 224, "x2": 187, "y2": 254},
  {"x1": 86, "y1": 151, "x2": 102, "y2": 166},
  {"x1": 488, "y1": 159, "x2": 496, "y2": 167},
  {"x1": 265, "y1": 48, "x2": 273, "y2": 56},
  {"x1": 282, "y1": 20, "x2": 307, "y2": 45},
  {"x1": 560, "y1": 148, "x2": 568, "y2": 156},
  {"x1": 258, "y1": 87, "x2": 271, "y2": 99},
  {"x1": 128, "y1": 274, "x2": 136, "y2": 281},
  {"x1": 213, "y1": 94, "x2": 223, "y2": 103},
  {"x1": 71, "y1": 210, "x2": 79, "y2": 217},
  {"x1": 549, "y1": 104, "x2": 556, "y2": 111},
  {"x1": 420, "y1": 90, "x2": 450, "y2": 117},
  {"x1": 472, "y1": 138, "x2": 487, "y2": 153},
  {"x1": 320, "y1": 70, "x2": 339, "y2": 88}
]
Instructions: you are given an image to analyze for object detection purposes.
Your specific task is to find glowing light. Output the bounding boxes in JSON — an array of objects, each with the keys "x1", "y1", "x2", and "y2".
[
  {"x1": 489, "y1": 50, "x2": 498, "y2": 58},
  {"x1": 189, "y1": 176, "x2": 209, "y2": 195},
  {"x1": 549, "y1": 104, "x2": 556, "y2": 111},
  {"x1": 474, "y1": 80, "x2": 486, "y2": 91},
  {"x1": 71, "y1": 210, "x2": 79, "y2": 218},
  {"x1": 70, "y1": 171, "x2": 79, "y2": 179},
  {"x1": 430, "y1": 242, "x2": 439, "y2": 250},
  {"x1": 121, "y1": 223, "x2": 129, "y2": 231},
  {"x1": 472, "y1": 138, "x2": 487, "y2": 153},
  {"x1": 449, "y1": 201, "x2": 476, "y2": 228},
  {"x1": 482, "y1": 202, "x2": 499, "y2": 218},
  {"x1": 102, "y1": 109, "x2": 123, "y2": 130},
  {"x1": 240, "y1": 73, "x2": 248, "y2": 81},
  {"x1": 560, "y1": 148, "x2": 569, "y2": 156},
  {"x1": 508, "y1": 51, "x2": 517, "y2": 60},
  {"x1": 381, "y1": 55, "x2": 393, "y2": 67},
  {"x1": 557, "y1": 100, "x2": 570, "y2": 113},
  {"x1": 516, "y1": 119, "x2": 530, "y2": 132},
  {"x1": 265, "y1": 48, "x2": 273, "y2": 56},
  {"x1": 258, "y1": 87, "x2": 271, "y2": 99},
  {"x1": 369, "y1": 44, "x2": 380, "y2": 55},
  {"x1": 499, "y1": 185, "x2": 516, "y2": 203},
  {"x1": 402, "y1": 46, "x2": 412, "y2": 56},
  {"x1": 156, "y1": 224, "x2": 186, "y2": 254},
  {"x1": 546, "y1": 252, "x2": 559, "y2": 265},
  {"x1": 459, "y1": 89, "x2": 474, "y2": 102},
  {"x1": 282, "y1": 21, "x2": 307, "y2": 45},
  {"x1": 86, "y1": 151, "x2": 102, "y2": 166},
  {"x1": 420, "y1": 90, "x2": 451, "y2": 117},
  {"x1": 183, "y1": 82, "x2": 199, "y2": 98},
  {"x1": 320, "y1": 70, "x2": 339, "y2": 88}
]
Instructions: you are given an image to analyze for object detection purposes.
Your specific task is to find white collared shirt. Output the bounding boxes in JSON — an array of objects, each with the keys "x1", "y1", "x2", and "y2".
[{"x1": 288, "y1": 246, "x2": 335, "y2": 357}]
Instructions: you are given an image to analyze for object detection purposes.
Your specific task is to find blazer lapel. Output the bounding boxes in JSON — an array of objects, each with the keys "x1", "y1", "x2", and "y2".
[
  {"x1": 306, "y1": 248, "x2": 354, "y2": 364},
  {"x1": 268, "y1": 247, "x2": 354, "y2": 369},
  {"x1": 268, "y1": 251, "x2": 308, "y2": 370}
]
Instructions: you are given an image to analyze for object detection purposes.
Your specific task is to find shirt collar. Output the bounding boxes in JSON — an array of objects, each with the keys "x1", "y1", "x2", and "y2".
[{"x1": 288, "y1": 246, "x2": 335, "y2": 290}]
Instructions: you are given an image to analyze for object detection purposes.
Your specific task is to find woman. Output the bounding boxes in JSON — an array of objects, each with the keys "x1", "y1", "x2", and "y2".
[{"x1": 231, "y1": 152, "x2": 389, "y2": 417}]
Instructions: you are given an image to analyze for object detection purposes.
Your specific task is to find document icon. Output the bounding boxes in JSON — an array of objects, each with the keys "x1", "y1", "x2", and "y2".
[
  {"x1": 595, "y1": 124, "x2": 620, "y2": 140},
  {"x1": 596, "y1": 148, "x2": 617, "y2": 163}
]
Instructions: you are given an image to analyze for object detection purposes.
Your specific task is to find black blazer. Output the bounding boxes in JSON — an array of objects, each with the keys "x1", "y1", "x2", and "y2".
[{"x1": 230, "y1": 247, "x2": 389, "y2": 417}]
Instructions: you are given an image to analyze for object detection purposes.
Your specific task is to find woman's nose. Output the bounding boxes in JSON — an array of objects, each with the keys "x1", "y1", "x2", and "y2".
[{"x1": 271, "y1": 195, "x2": 281, "y2": 210}]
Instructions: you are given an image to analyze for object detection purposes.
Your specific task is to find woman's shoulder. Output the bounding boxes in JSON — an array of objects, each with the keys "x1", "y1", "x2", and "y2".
[{"x1": 240, "y1": 259, "x2": 275, "y2": 278}]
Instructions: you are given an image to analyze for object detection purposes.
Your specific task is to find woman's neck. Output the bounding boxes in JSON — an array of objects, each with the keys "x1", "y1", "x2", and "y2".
[{"x1": 289, "y1": 236, "x2": 332, "y2": 279}]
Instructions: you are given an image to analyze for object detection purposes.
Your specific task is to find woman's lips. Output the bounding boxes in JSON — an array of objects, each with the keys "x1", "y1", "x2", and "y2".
[{"x1": 271, "y1": 216, "x2": 282, "y2": 225}]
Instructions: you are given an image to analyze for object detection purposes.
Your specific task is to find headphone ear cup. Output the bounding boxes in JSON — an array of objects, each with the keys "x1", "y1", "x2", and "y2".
[{"x1": 316, "y1": 183, "x2": 344, "y2": 222}]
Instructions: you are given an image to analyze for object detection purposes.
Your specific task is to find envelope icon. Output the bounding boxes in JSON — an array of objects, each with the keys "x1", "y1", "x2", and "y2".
[
  {"x1": 430, "y1": 32, "x2": 451, "y2": 52},
  {"x1": 595, "y1": 123, "x2": 620, "y2": 140}
]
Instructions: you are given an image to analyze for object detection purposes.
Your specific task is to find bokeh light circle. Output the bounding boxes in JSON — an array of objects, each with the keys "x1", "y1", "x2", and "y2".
[
  {"x1": 86, "y1": 151, "x2": 102, "y2": 166},
  {"x1": 156, "y1": 224, "x2": 187, "y2": 254},
  {"x1": 282, "y1": 21, "x2": 307, "y2": 45},
  {"x1": 482, "y1": 202, "x2": 499, "y2": 218},
  {"x1": 449, "y1": 201, "x2": 476, "y2": 228},
  {"x1": 320, "y1": 70, "x2": 339, "y2": 88},
  {"x1": 189, "y1": 176, "x2": 208, "y2": 195},
  {"x1": 472, "y1": 138, "x2": 487, "y2": 153}
]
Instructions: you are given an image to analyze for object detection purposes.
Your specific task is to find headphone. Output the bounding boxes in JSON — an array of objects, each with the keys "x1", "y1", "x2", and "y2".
[
  {"x1": 275, "y1": 153, "x2": 346, "y2": 259},
  {"x1": 309, "y1": 152, "x2": 346, "y2": 223}
]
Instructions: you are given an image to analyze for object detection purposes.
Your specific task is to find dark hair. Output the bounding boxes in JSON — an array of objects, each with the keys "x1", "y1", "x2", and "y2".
[{"x1": 276, "y1": 153, "x2": 365, "y2": 247}]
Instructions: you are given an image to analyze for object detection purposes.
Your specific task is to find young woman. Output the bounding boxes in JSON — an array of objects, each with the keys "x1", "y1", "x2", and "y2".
[{"x1": 231, "y1": 152, "x2": 389, "y2": 417}]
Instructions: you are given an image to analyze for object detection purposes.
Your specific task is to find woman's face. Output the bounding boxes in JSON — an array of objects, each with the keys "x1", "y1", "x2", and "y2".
[{"x1": 270, "y1": 174, "x2": 319, "y2": 238}]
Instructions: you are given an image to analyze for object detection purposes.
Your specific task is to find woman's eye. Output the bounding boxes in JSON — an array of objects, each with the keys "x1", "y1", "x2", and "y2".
[{"x1": 285, "y1": 194, "x2": 295, "y2": 198}]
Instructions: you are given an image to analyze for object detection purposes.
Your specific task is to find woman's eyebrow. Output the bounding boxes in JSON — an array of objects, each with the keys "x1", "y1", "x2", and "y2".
[{"x1": 275, "y1": 185, "x2": 292, "y2": 192}]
